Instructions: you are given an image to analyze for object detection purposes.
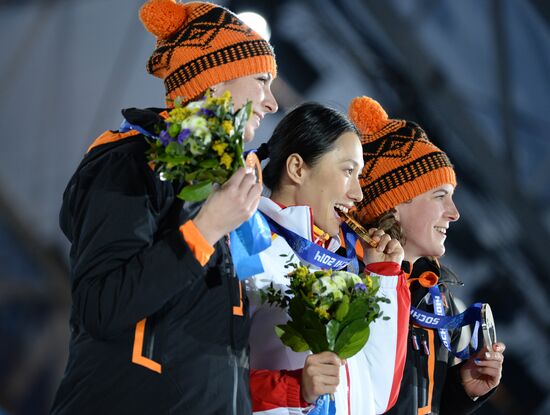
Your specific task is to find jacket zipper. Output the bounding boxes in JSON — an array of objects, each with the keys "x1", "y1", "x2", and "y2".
[{"x1": 222, "y1": 236, "x2": 239, "y2": 415}]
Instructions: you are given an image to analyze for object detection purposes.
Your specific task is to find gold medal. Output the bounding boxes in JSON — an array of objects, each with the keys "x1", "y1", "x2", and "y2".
[
  {"x1": 336, "y1": 209, "x2": 378, "y2": 248},
  {"x1": 245, "y1": 152, "x2": 262, "y2": 185}
]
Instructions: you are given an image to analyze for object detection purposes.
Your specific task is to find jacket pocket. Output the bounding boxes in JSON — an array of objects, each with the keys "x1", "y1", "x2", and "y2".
[{"x1": 132, "y1": 315, "x2": 163, "y2": 373}]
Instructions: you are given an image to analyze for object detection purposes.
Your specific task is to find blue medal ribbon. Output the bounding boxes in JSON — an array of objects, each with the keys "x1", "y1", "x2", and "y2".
[
  {"x1": 341, "y1": 222, "x2": 359, "y2": 274},
  {"x1": 262, "y1": 214, "x2": 357, "y2": 271},
  {"x1": 119, "y1": 118, "x2": 157, "y2": 138},
  {"x1": 308, "y1": 394, "x2": 336, "y2": 415},
  {"x1": 410, "y1": 285, "x2": 482, "y2": 359},
  {"x1": 229, "y1": 212, "x2": 272, "y2": 280}
]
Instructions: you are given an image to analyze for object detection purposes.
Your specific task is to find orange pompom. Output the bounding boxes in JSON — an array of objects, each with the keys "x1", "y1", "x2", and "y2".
[
  {"x1": 348, "y1": 96, "x2": 389, "y2": 136},
  {"x1": 139, "y1": 0, "x2": 189, "y2": 40}
]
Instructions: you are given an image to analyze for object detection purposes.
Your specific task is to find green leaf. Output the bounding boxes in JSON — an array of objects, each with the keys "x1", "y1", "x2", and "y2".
[
  {"x1": 287, "y1": 296, "x2": 307, "y2": 320},
  {"x1": 334, "y1": 319, "x2": 371, "y2": 359},
  {"x1": 300, "y1": 328, "x2": 329, "y2": 354},
  {"x1": 340, "y1": 299, "x2": 371, "y2": 327},
  {"x1": 326, "y1": 320, "x2": 340, "y2": 351},
  {"x1": 177, "y1": 181, "x2": 213, "y2": 201},
  {"x1": 199, "y1": 158, "x2": 218, "y2": 168},
  {"x1": 234, "y1": 101, "x2": 252, "y2": 133},
  {"x1": 289, "y1": 308, "x2": 328, "y2": 353},
  {"x1": 275, "y1": 325, "x2": 310, "y2": 353},
  {"x1": 334, "y1": 295, "x2": 350, "y2": 322}
]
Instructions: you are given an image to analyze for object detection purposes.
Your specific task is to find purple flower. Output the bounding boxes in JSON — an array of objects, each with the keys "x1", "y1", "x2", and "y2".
[
  {"x1": 198, "y1": 108, "x2": 215, "y2": 117},
  {"x1": 354, "y1": 283, "x2": 367, "y2": 292},
  {"x1": 177, "y1": 128, "x2": 191, "y2": 144},
  {"x1": 159, "y1": 130, "x2": 172, "y2": 146}
]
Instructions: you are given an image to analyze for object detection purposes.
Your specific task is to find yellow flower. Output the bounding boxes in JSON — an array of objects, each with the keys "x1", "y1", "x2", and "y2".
[
  {"x1": 220, "y1": 153, "x2": 233, "y2": 169},
  {"x1": 314, "y1": 306, "x2": 330, "y2": 321},
  {"x1": 167, "y1": 107, "x2": 192, "y2": 123},
  {"x1": 295, "y1": 266, "x2": 309, "y2": 279},
  {"x1": 222, "y1": 120, "x2": 234, "y2": 135},
  {"x1": 212, "y1": 141, "x2": 229, "y2": 156},
  {"x1": 363, "y1": 275, "x2": 373, "y2": 289}
]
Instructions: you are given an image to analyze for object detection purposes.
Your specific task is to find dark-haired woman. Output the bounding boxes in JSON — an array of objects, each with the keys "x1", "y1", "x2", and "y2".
[{"x1": 247, "y1": 103, "x2": 411, "y2": 414}]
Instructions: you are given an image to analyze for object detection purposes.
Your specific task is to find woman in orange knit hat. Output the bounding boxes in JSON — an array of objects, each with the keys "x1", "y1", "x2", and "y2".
[
  {"x1": 348, "y1": 96, "x2": 505, "y2": 415},
  {"x1": 51, "y1": 1, "x2": 277, "y2": 414}
]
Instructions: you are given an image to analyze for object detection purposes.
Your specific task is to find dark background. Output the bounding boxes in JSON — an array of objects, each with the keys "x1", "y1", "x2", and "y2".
[{"x1": 0, "y1": 1, "x2": 549, "y2": 414}]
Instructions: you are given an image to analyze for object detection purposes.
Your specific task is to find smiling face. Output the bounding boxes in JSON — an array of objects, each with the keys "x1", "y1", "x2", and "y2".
[
  {"x1": 394, "y1": 183, "x2": 460, "y2": 263},
  {"x1": 295, "y1": 131, "x2": 364, "y2": 236},
  {"x1": 212, "y1": 72, "x2": 278, "y2": 142}
]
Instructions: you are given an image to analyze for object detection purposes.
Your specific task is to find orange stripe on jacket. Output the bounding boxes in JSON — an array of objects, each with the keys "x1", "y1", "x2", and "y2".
[
  {"x1": 87, "y1": 111, "x2": 169, "y2": 153},
  {"x1": 87, "y1": 130, "x2": 140, "y2": 153},
  {"x1": 132, "y1": 318, "x2": 162, "y2": 373},
  {"x1": 180, "y1": 220, "x2": 215, "y2": 266},
  {"x1": 418, "y1": 329, "x2": 436, "y2": 415}
]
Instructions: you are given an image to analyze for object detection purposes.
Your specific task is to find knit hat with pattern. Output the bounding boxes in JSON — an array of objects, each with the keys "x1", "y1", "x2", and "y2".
[
  {"x1": 140, "y1": 0, "x2": 277, "y2": 106},
  {"x1": 349, "y1": 96, "x2": 456, "y2": 225}
]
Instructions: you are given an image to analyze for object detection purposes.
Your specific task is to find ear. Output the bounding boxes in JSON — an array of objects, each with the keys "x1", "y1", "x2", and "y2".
[
  {"x1": 393, "y1": 205, "x2": 401, "y2": 222},
  {"x1": 286, "y1": 153, "x2": 308, "y2": 185}
]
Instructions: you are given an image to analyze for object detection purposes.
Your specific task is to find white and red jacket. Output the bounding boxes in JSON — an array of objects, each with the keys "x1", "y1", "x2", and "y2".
[{"x1": 247, "y1": 197, "x2": 411, "y2": 415}]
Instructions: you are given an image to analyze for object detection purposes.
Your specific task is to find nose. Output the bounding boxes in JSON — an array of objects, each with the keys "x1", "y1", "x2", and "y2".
[
  {"x1": 263, "y1": 85, "x2": 278, "y2": 114},
  {"x1": 349, "y1": 175, "x2": 363, "y2": 203},
  {"x1": 447, "y1": 199, "x2": 460, "y2": 222}
]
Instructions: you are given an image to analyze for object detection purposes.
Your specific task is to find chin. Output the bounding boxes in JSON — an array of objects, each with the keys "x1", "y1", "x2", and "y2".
[
  {"x1": 327, "y1": 223, "x2": 340, "y2": 238},
  {"x1": 243, "y1": 127, "x2": 256, "y2": 143},
  {"x1": 429, "y1": 247, "x2": 445, "y2": 258}
]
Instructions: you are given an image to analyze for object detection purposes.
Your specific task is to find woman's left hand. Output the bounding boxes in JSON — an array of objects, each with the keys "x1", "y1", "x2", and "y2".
[
  {"x1": 362, "y1": 228, "x2": 404, "y2": 265},
  {"x1": 460, "y1": 342, "x2": 505, "y2": 399}
]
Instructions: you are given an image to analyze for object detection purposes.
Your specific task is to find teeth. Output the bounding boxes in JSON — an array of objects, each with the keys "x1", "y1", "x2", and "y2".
[
  {"x1": 434, "y1": 226, "x2": 447, "y2": 234},
  {"x1": 334, "y1": 204, "x2": 349, "y2": 213}
]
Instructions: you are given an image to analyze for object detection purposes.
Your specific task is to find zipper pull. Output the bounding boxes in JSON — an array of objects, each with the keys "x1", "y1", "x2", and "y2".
[
  {"x1": 411, "y1": 334, "x2": 420, "y2": 351},
  {"x1": 421, "y1": 339, "x2": 430, "y2": 356}
]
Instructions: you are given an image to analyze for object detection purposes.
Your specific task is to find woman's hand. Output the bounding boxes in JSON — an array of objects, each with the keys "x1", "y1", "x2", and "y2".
[
  {"x1": 301, "y1": 352, "x2": 344, "y2": 403},
  {"x1": 193, "y1": 167, "x2": 262, "y2": 245},
  {"x1": 362, "y1": 228, "x2": 404, "y2": 265},
  {"x1": 460, "y1": 342, "x2": 505, "y2": 399}
]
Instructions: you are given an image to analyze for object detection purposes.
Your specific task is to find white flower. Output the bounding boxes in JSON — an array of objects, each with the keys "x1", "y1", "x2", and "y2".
[
  {"x1": 185, "y1": 101, "x2": 204, "y2": 111},
  {"x1": 180, "y1": 116, "x2": 212, "y2": 145},
  {"x1": 312, "y1": 276, "x2": 344, "y2": 302},
  {"x1": 181, "y1": 115, "x2": 207, "y2": 131},
  {"x1": 333, "y1": 271, "x2": 363, "y2": 289}
]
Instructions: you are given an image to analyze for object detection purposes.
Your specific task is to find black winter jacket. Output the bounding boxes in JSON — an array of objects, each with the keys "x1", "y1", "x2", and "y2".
[
  {"x1": 51, "y1": 108, "x2": 251, "y2": 415},
  {"x1": 384, "y1": 257, "x2": 494, "y2": 415}
]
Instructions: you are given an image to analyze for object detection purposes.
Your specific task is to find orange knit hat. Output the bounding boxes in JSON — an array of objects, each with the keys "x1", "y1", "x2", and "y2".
[
  {"x1": 349, "y1": 96, "x2": 457, "y2": 225},
  {"x1": 140, "y1": 0, "x2": 277, "y2": 106}
]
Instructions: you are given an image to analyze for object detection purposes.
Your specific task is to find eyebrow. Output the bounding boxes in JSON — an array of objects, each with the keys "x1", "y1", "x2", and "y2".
[
  {"x1": 340, "y1": 159, "x2": 362, "y2": 167},
  {"x1": 433, "y1": 189, "x2": 450, "y2": 195}
]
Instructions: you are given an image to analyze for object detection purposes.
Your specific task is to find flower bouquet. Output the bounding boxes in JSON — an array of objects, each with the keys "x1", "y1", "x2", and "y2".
[
  {"x1": 146, "y1": 91, "x2": 252, "y2": 201},
  {"x1": 260, "y1": 265, "x2": 390, "y2": 359}
]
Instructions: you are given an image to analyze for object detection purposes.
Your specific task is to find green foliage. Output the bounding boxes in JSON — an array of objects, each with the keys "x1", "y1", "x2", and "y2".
[{"x1": 260, "y1": 266, "x2": 391, "y2": 359}]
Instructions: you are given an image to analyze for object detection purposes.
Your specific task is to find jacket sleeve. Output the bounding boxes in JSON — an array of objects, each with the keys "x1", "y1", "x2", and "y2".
[
  {"x1": 361, "y1": 262, "x2": 411, "y2": 414},
  {"x1": 65, "y1": 149, "x2": 212, "y2": 339},
  {"x1": 440, "y1": 362, "x2": 496, "y2": 414},
  {"x1": 249, "y1": 368, "x2": 311, "y2": 414}
]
